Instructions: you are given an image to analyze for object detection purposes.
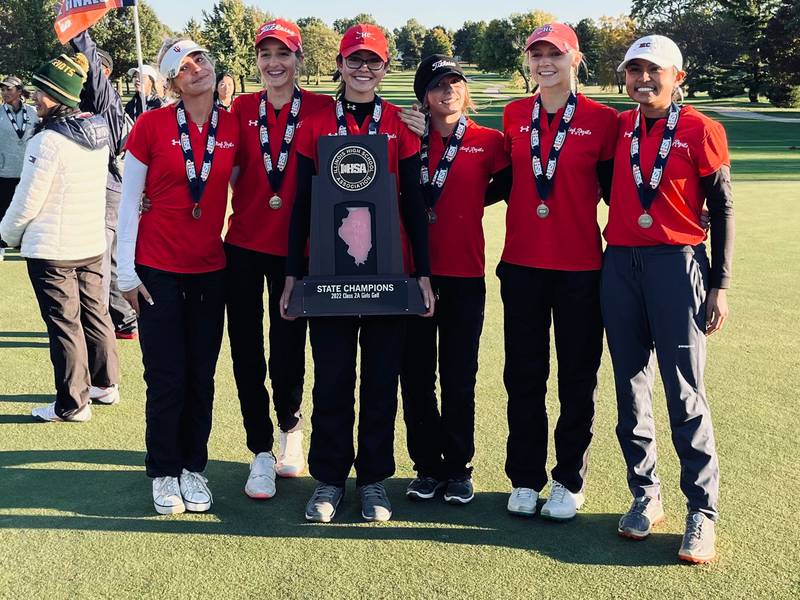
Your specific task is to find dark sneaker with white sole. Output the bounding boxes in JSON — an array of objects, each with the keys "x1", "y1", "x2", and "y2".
[
  {"x1": 444, "y1": 477, "x2": 474, "y2": 505},
  {"x1": 406, "y1": 476, "x2": 444, "y2": 500},
  {"x1": 678, "y1": 512, "x2": 716, "y2": 564},
  {"x1": 618, "y1": 496, "x2": 665, "y2": 540},
  {"x1": 360, "y1": 481, "x2": 392, "y2": 521},
  {"x1": 305, "y1": 484, "x2": 344, "y2": 523}
]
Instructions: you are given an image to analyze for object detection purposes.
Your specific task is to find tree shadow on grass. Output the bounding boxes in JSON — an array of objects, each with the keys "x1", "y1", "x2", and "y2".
[
  {"x1": 0, "y1": 394, "x2": 51, "y2": 404},
  {"x1": 0, "y1": 332, "x2": 48, "y2": 338},
  {"x1": 0, "y1": 331, "x2": 49, "y2": 348},
  {"x1": 0, "y1": 449, "x2": 681, "y2": 567}
]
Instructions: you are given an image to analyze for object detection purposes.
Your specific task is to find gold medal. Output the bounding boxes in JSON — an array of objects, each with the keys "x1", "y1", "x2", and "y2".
[
  {"x1": 427, "y1": 209, "x2": 437, "y2": 225},
  {"x1": 192, "y1": 205, "x2": 202, "y2": 220},
  {"x1": 536, "y1": 203, "x2": 550, "y2": 219},
  {"x1": 638, "y1": 212, "x2": 653, "y2": 228},
  {"x1": 269, "y1": 194, "x2": 282, "y2": 210}
]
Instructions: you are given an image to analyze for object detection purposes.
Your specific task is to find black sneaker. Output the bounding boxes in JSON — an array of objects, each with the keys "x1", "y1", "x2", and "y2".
[
  {"x1": 406, "y1": 476, "x2": 444, "y2": 500},
  {"x1": 444, "y1": 477, "x2": 474, "y2": 505}
]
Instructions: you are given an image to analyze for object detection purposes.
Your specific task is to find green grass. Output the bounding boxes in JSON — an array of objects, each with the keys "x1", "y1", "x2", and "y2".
[{"x1": 2, "y1": 70, "x2": 799, "y2": 599}]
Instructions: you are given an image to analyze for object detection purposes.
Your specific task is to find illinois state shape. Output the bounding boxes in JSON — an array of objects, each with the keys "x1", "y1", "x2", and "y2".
[{"x1": 338, "y1": 207, "x2": 372, "y2": 266}]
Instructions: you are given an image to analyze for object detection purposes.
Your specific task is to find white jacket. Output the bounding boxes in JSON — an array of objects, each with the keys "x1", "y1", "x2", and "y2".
[{"x1": 0, "y1": 116, "x2": 109, "y2": 261}]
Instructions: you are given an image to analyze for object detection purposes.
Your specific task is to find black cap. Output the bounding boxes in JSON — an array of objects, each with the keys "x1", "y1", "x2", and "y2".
[
  {"x1": 97, "y1": 48, "x2": 113, "y2": 73},
  {"x1": 413, "y1": 54, "x2": 465, "y2": 103}
]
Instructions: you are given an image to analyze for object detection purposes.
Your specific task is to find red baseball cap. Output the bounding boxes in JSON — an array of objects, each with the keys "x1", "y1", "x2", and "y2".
[
  {"x1": 254, "y1": 19, "x2": 303, "y2": 53},
  {"x1": 524, "y1": 23, "x2": 580, "y2": 53},
  {"x1": 339, "y1": 24, "x2": 388, "y2": 62}
]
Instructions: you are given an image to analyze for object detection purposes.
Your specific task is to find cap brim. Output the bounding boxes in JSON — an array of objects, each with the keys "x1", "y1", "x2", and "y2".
[
  {"x1": 341, "y1": 44, "x2": 388, "y2": 62},
  {"x1": 255, "y1": 34, "x2": 299, "y2": 52},
  {"x1": 525, "y1": 36, "x2": 569, "y2": 53},
  {"x1": 617, "y1": 54, "x2": 677, "y2": 72},
  {"x1": 425, "y1": 71, "x2": 466, "y2": 94}
]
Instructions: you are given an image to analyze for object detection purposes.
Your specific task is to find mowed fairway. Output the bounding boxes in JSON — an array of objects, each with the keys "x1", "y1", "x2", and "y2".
[{"x1": 1, "y1": 69, "x2": 798, "y2": 599}]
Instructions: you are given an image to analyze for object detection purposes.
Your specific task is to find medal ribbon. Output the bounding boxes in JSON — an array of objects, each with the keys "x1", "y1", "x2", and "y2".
[
  {"x1": 419, "y1": 114, "x2": 468, "y2": 209},
  {"x1": 629, "y1": 102, "x2": 682, "y2": 211},
  {"x1": 175, "y1": 101, "x2": 220, "y2": 207},
  {"x1": 529, "y1": 92, "x2": 578, "y2": 201},
  {"x1": 3, "y1": 104, "x2": 29, "y2": 140},
  {"x1": 335, "y1": 95, "x2": 383, "y2": 136},
  {"x1": 259, "y1": 85, "x2": 302, "y2": 196}
]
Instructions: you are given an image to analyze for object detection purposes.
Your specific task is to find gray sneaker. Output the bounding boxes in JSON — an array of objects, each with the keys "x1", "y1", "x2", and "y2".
[
  {"x1": 304, "y1": 484, "x2": 344, "y2": 523},
  {"x1": 678, "y1": 512, "x2": 716, "y2": 564},
  {"x1": 618, "y1": 496, "x2": 665, "y2": 540},
  {"x1": 360, "y1": 482, "x2": 392, "y2": 522}
]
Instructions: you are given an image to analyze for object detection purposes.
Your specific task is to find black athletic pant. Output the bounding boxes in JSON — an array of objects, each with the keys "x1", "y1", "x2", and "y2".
[
  {"x1": 224, "y1": 243, "x2": 305, "y2": 454},
  {"x1": 401, "y1": 276, "x2": 485, "y2": 480},
  {"x1": 497, "y1": 261, "x2": 602, "y2": 493},
  {"x1": 102, "y1": 178, "x2": 137, "y2": 334},
  {"x1": 308, "y1": 315, "x2": 405, "y2": 487},
  {"x1": 0, "y1": 177, "x2": 20, "y2": 246},
  {"x1": 137, "y1": 265, "x2": 225, "y2": 478},
  {"x1": 26, "y1": 254, "x2": 120, "y2": 417}
]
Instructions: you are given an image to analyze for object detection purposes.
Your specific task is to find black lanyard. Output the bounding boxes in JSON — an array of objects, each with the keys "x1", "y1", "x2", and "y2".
[
  {"x1": 420, "y1": 115, "x2": 468, "y2": 224},
  {"x1": 259, "y1": 85, "x2": 302, "y2": 208},
  {"x1": 176, "y1": 101, "x2": 220, "y2": 219},
  {"x1": 630, "y1": 102, "x2": 681, "y2": 213},
  {"x1": 336, "y1": 95, "x2": 383, "y2": 136},
  {"x1": 529, "y1": 92, "x2": 577, "y2": 217},
  {"x1": 3, "y1": 104, "x2": 29, "y2": 140}
]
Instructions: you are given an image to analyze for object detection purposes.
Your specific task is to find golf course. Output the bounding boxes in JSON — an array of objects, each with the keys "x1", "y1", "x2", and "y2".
[{"x1": 0, "y1": 69, "x2": 798, "y2": 599}]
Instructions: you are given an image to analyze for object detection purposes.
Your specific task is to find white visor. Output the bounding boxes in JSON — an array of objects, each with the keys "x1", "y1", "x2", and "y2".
[
  {"x1": 159, "y1": 40, "x2": 209, "y2": 79},
  {"x1": 127, "y1": 64, "x2": 159, "y2": 81},
  {"x1": 617, "y1": 35, "x2": 683, "y2": 72}
]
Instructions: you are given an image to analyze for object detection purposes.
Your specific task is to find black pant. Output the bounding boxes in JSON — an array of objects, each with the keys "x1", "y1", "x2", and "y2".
[
  {"x1": 103, "y1": 179, "x2": 137, "y2": 334},
  {"x1": 308, "y1": 315, "x2": 405, "y2": 487},
  {"x1": 26, "y1": 255, "x2": 120, "y2": 417},
  {"x1": 137, "y1": 266, "x2": 225, "y2": 478},
  {"x1": 224, "y1": 243, "x2": 306, "y2": 454},
  {"x1": 0, "y1": 177, "x2": 20, "y2": 245},
  {"x1": 497, "y1": 261, "x2": 602, "y2": 493},
  {"x1": 400, "y1": 276, "x2": 485, "y2": 480}
]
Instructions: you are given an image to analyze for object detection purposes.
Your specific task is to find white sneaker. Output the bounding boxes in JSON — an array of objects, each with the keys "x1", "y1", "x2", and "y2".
[
  {"x1": 179, "y1": 469, "x2": 213, "y2": 512},
  {"x1": 245, "y1": 452, "x2": 277, "y2": 499},
  {"x1": 31, "y1": 402, "x2": 91, "y2": 423},
  {"x1": 540, "y1": 481, "x2": 585, "y2": 521},
  {"x1": 89, "y1": 384, "x2": 120, "y2": 405},
  {"x1": 0, "y1": 247, "x2": 5, "y2": 261},
  {"x1": 507, "y1": 487, "x2": 538, "y2": 517},
  {"x1": 153, "y1": 476, "x2": 185, "y2": 515},
  {"x1": 276, "y1": 415, "x2": 305, "y2": 478}
]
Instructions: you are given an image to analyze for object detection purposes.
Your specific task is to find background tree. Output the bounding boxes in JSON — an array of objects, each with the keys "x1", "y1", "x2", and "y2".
[
  {"x1": 763, "y1": 0, "x2": 800, "y2": 107},
  {"x1": 395, "y1": 18, "x2": 426, "y2": 68},
  {"x1": 454, "y1": 21, "x2": 487, "y2": 64},
  {"x1": 0, "y1": 0, "x2": 60, "y2": 78},
  {"x1": 300, "y1": 20, "x2": 339, "y2": 85},
  {"x1": 572, "y1": 18, "x2": 600, "y2": 85},
  {"x1": 594, "y1": 15, "x2": 638, "y2": 93},
  {"x1": 91, "y1": 1, "x2": 166, "y2": 78},
  {"x1": 331, "y1": 14, "x2": 397, "y2": 63},
  {"x1": 296, "y1": 17, "x2": 325, "y2": 29},
  {"x1": 422, "y1": 27, "x2": 453, "y2": 58},
  {"x1": 183, "y1": 17, "x2": 206, "y2": 47}
]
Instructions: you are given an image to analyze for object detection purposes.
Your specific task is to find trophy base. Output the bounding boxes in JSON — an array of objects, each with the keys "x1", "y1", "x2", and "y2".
[{"x1": 287, "y1": 276, "x2": 427, "y2": 317}]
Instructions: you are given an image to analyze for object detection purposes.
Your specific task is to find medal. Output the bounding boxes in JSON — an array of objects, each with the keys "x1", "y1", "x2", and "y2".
[
  {"x1": 258, "y1": 86, "x2": 302, "y2": 207},
  {"x1": 336, "y1": 95, "x2": 383, "y2": 136},
  {"x1": 629, "y1": 103, "x2": 681, "y2": 227},
  {"x1": 529, "y1": 92, "x2": 578, "y2": 216},
  {"x1": 3, "y1": 104, "x2": 29, "y2": 140},
  {"x1": 420, "y1": 114, "x2": 468, "y2": 224},
  {"x1": 536, "y1": 203, "x2": 550, "y2": 219},
  {"x1": 175, "y1": 101, "x2": 220, "y2": 214}
]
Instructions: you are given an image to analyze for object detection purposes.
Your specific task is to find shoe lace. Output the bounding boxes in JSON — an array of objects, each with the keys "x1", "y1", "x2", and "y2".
[
  {"x1": 313, "y1": 484, "x2": 341, "y2": 503},
  {"x1": 361, "y1": 482, "x2": 387, "y2": 504},
  {"x1": 685, "y1": 514, "x2": 705, "y2": 542},
  {"x1": 251, "y1": 454, "x2": 275, "y2": 478},
  {"x1": 183, "y1": 472, "x2": 211, "y2": 499},
  {"x1": 549, "y1": 482, "x2": 566, "y2": 503},
  {"x1": 515, "y1": 487, "x2": 534, "y2": 500},
  {"x1": 630, "y1": 496, "x2": 652, "y2": 515},
  {"x1": 157, "y1": 476, "x2": 181, "y2": 497}
]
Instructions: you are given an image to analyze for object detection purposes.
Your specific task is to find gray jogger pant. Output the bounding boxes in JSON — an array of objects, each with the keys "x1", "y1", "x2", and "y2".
[{"x1": 601, "y1": 243, "x2": 719, "y2": 521}]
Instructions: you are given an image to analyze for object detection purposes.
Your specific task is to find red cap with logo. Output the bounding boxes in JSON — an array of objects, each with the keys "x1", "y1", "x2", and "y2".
[
  {"x1": 524, "y1": 22, "x2": 580, "y2": 53},
  {"x1": 254, "y1": 19, "x2": 303, "y2": 53},
  {"x1": 339, "y1": 24, "x2": 388, "y2": 62}
]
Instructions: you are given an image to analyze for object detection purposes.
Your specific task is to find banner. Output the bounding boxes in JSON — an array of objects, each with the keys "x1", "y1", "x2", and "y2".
[{"x1": 54, "y1": 0, "x2": 137, "y2": 44}]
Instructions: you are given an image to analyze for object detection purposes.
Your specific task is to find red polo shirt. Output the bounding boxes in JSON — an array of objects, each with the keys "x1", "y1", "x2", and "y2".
[
  {"x1": 426, "y1": 119, "x2": 508, "y2": 277},
  {"x1": 501, "y1": 93, "x2": 618, "y2": 271},
  {"x1": 225, "y1": 89, "x2": 333, "y2": 256},
  {"x1": 604, "y1": 105, "x2": 730, "y2": 247},
  {"x1": 295, "y1": 99, "x2": 421, "y2": 272},
  {"x1": 125, "y1": 104, "x2": 239, "y2": 273}
]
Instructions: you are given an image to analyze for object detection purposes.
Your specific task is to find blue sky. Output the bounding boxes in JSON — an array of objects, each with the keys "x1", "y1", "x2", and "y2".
[{"x1": 149, "y1": 1, "x2": 633, "y2": 32}]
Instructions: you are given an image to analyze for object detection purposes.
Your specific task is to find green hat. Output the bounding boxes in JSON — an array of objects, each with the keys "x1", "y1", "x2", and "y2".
[{"x1": 32, "y1": 53, "x2": 89, "y2": 109}]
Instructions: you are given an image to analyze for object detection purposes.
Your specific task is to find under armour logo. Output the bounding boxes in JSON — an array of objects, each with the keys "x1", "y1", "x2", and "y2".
[
  {"x1": 28, "y1": 155, "x2": 36, "y2": 164},
  {"x1": 520, "y1": 126, "x2": 530, "y2": 132},
  {"x1": 171, "y1": 139, "x2": 180, "y2": 146},
  {"x1": 249, "y1": 120, "x2": 258, "y2": 127}
]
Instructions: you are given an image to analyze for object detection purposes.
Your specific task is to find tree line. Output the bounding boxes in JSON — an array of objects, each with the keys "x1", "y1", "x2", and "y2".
[{"x1": 1, "y1": 0, "x2": 799, "y2": 107}]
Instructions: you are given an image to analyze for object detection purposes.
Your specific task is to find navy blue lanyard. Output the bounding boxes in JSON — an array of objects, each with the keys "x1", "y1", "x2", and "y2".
[
  {"x1": 420, "y1": 114, "x2": 467, "y2": 211},
  {"x1": 529, "y1": 92, "x2": 577, "y2": 202},
  {"x1": 3, "y1": 104, "x2": 29, "y2": 140},
  {"x1": 629, "y1": 103, "x2": 681, "y2": 211},
  {"x1": 259, "y1": 85, "x2": 302, "y2": 197},
  {"x1": 176, "y1": 101, "x2": 220, "y2": 218},
  {"x1": 336, "y1": 95, "x2": 383, "y2": 135}
]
